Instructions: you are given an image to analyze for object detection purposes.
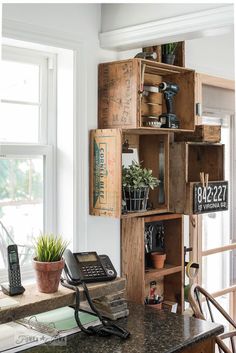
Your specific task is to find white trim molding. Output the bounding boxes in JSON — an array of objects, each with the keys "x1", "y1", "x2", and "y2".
[
  {"x1": 99, "y1": 5, "x2": 234, "y2": 51},
  {"x1": 1, "y1": 19, "x2": 88, "y2": 251}
]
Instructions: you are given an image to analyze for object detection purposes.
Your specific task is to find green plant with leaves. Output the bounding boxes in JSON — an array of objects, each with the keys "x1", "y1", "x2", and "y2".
[
  {"x1": 34, "y1": 234, "x2": 68, "y2": 262},
  {"x1": 162, "y1": 42, "x2": 178, "y2": 55},
  {"x1": 122, "y1": 161, "x2": 160, "y2": 190}
]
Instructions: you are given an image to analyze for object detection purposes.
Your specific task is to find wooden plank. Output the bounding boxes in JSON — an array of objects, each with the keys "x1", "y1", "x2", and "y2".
[
  {"x1": 121, "y1": 218, "x2": 145, "y2": 304},
  {"x1": 174, "y1": 41, "x2": 185, "y2": 67},
  {"x1": 0, "y1": 278, "x2": 126, "y2": 324},
  {"x1": 169, "y1": 142, "x2": 186, "y2": 213},
  {"x1": 167, "y1": 71, "x2": 195, "y2": 131},
  {"x1": 198, "y1": 73, "x2": 235, "y2": 90},
  {"x1": 144, "y1": 213, "x2": 183, "y2": 223},
  {"x1": 139, "y1": 134, "x2": 169, "y2": 210},
  {"x1": 145, "y1": 264, "x2": 182, "y2": 281},
  {"x1": 121, "y1": 208, "x2": 169, "y2": 219},
  {"x1": 175, "y1": 125, "x2": 221, "y2": 143},
  {"x1": 89, "y1": 129, "x2": 122, "y2": 218},
  {"x1": 202, "y1": 243, "x2": 236, "y2": 257},
  {"x1": 98, "y1": 60, "x2": 140, "y2": 129},
  {"x1": 164, "y1": 271, "x2": 184, "y2": 313},
  {"x1": 123, "y1": 128, "x2": 194, "y2": 134}
]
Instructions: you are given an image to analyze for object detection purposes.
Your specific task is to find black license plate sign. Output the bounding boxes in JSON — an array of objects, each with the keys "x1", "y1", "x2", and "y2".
[{"x1": 193, "y1": 181, "x2": 228, "y2": 214}]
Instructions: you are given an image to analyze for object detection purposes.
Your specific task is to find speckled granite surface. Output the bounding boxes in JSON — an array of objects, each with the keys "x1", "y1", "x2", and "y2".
[{"x1": 21, "y1": 302, "x2": 223, "y2": 353}]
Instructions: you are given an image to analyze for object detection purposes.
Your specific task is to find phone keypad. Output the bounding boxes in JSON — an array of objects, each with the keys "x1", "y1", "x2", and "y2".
[
  {"x1": 9, "y1": 270, "x2": 21, "y2": 287},
  {"x1": 81, "y1": 265, "x2": 106, "y2": 279}
]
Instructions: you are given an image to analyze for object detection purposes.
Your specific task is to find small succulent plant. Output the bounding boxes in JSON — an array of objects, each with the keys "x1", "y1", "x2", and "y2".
[
  {"x1": 122, "y1": 161, "x2": 160, "y2": 190},
  {"x1": 34, "y1": 234, "x2": 68, "y2": 262},
  {"x1": 162, "y1": 43, "x2": 178, "y2": 55}
]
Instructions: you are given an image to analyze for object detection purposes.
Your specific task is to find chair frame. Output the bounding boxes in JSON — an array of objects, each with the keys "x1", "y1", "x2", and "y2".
[{"x1": 188, "y1": 284, "x2": 236, "y2": 353}]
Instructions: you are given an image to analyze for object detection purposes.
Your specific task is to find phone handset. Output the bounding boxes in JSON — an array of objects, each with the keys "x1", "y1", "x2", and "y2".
[
  {"x1": 1, "y1": 244, "x2": 25, "y2": 296},
  {"x1": 63, "y1": 249, "x2": 117, "y2": 285}
]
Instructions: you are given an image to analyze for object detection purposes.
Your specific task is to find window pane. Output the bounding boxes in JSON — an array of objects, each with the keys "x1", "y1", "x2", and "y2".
[
  {"x1": 0, "y1": 157, "x2": 43, "y2": 269},
  {"x1": 202, "y1": 250, "x2": 236, "y2": 293},
  {"x1": 0, "y1": 102, "x2": 39, "y2": 143},
  {"x1": 2, "y1": 60, "x2": 40, "y2": 103},
  {"x1": 202, "y1": 293, "x2": 230, "y2": 330},
  {"x1": 202, "y1": 210, "x2": 231, "y2": 251}
]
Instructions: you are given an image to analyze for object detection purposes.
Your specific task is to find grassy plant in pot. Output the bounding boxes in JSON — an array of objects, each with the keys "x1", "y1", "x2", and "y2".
[
  {"x1": 33, "y1": 234, "x2": 68, "y2": 293},
  {"x1": 122, "y1": 161, "x2": 160, "y2": 213},
  {"x1": 161, "y1": 43, "x2": 178, "y2": 65}
]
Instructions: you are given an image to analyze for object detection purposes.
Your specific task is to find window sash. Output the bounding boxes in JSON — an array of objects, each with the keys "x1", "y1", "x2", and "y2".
[
  {"x1": 0, "y1": 144, "x2": 54, "y2": 282},
  {"x1": 1, "y1": 45, "x2": 50, "y2": 144}
]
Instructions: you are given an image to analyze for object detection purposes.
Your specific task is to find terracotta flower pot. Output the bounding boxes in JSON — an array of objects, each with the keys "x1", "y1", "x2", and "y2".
[
  {"x1": 151, "y1": 252, "x2": 166, "y2": 269},
  {"x1": 33, "y1": 258, "x2": 64, "y2": 293}
]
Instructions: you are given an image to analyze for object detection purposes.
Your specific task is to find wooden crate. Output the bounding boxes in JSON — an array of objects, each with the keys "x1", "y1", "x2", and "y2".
[
  {"x1": 98, "y1": 59, "x2": 196, "y2": 132},
  {"x1": 169, "y1": 142, "x2": 225, "y2": 214},
  {"x1": 175, "y1": 125, "x2": 221, "y2": 143},
  {"x1": 90, "y1": 129, "x2": 171, "y2": 218},
  {"x1": 121, "y1": 213, "x2": 184, "y2": 312}
]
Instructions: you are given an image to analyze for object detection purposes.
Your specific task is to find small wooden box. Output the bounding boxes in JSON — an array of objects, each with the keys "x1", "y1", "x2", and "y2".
[
  {"x1": 169, "y1": 141, "x2": 225, "y2": 214},
  {"x1": 98, "y1": 59, "x2": 196, "y2": 132},
  {"x1": 90, "y1": 129, "x2": 171, "y2": 218},
  {"x1": 175, "y1": 125, "x2": 221, "y2": 143},
  {"x1": 122, "y1": 213, "x2": 184, "y2": 312}
]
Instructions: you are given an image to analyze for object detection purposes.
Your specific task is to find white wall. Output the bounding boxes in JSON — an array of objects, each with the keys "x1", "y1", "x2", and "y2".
[
  {"x1": 101, "y1": 3, "x2": 225, "y2": 32},
  {"x1": 2, "y1": 4, "x2": 121, "y2": 272},
  {"x1": 185, "y1": 30, "x2": 235, "y2": 80}
]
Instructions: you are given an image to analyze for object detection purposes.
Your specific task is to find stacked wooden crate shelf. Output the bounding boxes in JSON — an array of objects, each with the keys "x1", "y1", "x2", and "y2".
[
  {"x1": 90, "y1": 128, "x2": 171, "y2": 218},
  {"x1": 169, "y1": 141, "x2": 226, "y2": 214},
  {"x1": 98, "y1": 59, "x2": 196, "y2": 132},
  {"x1": 122, "y1": 213, "x2": 184, "y2": 312},
  {"x1": 91, "y1": 58, "x2": 228, "y2": 313}
]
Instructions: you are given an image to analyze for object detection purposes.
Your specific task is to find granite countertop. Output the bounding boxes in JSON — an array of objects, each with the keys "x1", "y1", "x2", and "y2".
[{"x1": 21, "y1": 302, "x2": 224, "y2": 353}]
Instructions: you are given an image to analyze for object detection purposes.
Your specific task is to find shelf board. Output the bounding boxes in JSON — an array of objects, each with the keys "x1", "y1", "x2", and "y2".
[
  {"x1": 121, "y1": 208, "x2": 169, "y2": 219},
  {"x1": 123, "y1": 128, "x2": 194, "y2": 135},
  {"x1": 145, "y1": 264, "x2": 182, "y2": 281},
  {"x1": 0, "y1": 278, "x2": 126, "y2": 325}
]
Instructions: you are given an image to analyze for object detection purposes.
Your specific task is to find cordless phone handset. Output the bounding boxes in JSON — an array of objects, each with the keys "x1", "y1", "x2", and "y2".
[{"x1": 1, "y1": 244, "x2": 25, "y2": 296}]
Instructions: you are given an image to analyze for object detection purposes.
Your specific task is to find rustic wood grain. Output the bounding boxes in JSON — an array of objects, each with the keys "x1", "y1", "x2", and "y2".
[
  {"x1": 121, "y1": 218, "x2": 145, "y2": 304},
  {"x1": 98, "y1": 59, "x2": 195, "y2": 131},
  {"x1": 89, "y1": 129, "x2": 122, "y2": 218},
  {"x1": 0, "y1": 278, "x2": 126, "y2": 324},
  {"x1": 170, "y1": 142, "x2": 225, "y2": 214},
  {"x1": 175, "y1": 125, "x2": 221, "y2": 143},
  {"x1": 121, "y1": 214, "x2": 184, "y2": 312}
]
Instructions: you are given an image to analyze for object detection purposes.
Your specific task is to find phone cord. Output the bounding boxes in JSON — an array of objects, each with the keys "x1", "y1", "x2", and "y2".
[{"x1": 60, "y1": 278, "x2": 130, "y2": 339}]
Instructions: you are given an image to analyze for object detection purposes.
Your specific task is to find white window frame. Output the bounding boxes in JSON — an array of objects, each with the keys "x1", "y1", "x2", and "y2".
[{"x1": 0, "y1": 44, "x2": 57, "y2": 282}]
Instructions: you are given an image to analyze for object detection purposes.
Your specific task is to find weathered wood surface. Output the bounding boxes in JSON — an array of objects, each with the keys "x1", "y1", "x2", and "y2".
[
  {"x1": 121, "y1": 214, "x2": 184, "y2": 312},
  {"x1": 175, "y1": 125, "x2": 221, "y2": 143},
  {"x1": 0, "y1": 278, "x2": 126, "y2": 324},
  {"x1": 98, "y1": 59, "x2": 195, "y2": 131},
  {"x1": 169, "y1": 142, "x2": 225, "y2": 214},
  {"x1": 89, "y1": 129, "x2": 122, "y2": 218}
]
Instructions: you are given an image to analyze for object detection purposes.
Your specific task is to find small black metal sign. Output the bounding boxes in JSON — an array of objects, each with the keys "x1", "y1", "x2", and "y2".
[{"x1": 193, "y1": 181, "x2": 228, "y2": 214}]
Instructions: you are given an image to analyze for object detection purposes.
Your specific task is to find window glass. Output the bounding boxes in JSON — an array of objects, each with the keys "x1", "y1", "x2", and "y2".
[
  {"x1": 0, "y1": 103, "x2": 39, "y2": 143},
  {"x1": 202, "y1": 250, "x2": 236, "y2": 293},
  {"x1": 202, "y1": 293, "x2": 230, "y2": 330},
  {"x1": 2, "y1": 60, "x2": 40, "y2": 103},
  {"x1": 0, "y1": 157, "x2": 43, "y2": 269}
]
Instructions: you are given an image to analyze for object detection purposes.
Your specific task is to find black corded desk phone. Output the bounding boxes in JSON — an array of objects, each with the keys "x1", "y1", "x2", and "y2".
[
  {"x1": 61, "y1": 249, "x2": 130, "y2": 340},
  {"x1": 63, "y1": 250, "x2": 117, "y2": 284}
]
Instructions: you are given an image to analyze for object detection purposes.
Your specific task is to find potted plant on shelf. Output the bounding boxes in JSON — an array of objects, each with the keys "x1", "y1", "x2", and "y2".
[
  {"x1": 122, "y1": 161, "x2": 160, "y2": 213},
  {"x1": 161, "y1": 43, "x2": 178, "y2": 65},
  {"x1": 33, "y1": 234, "x2": 68, "y2": 293}
]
